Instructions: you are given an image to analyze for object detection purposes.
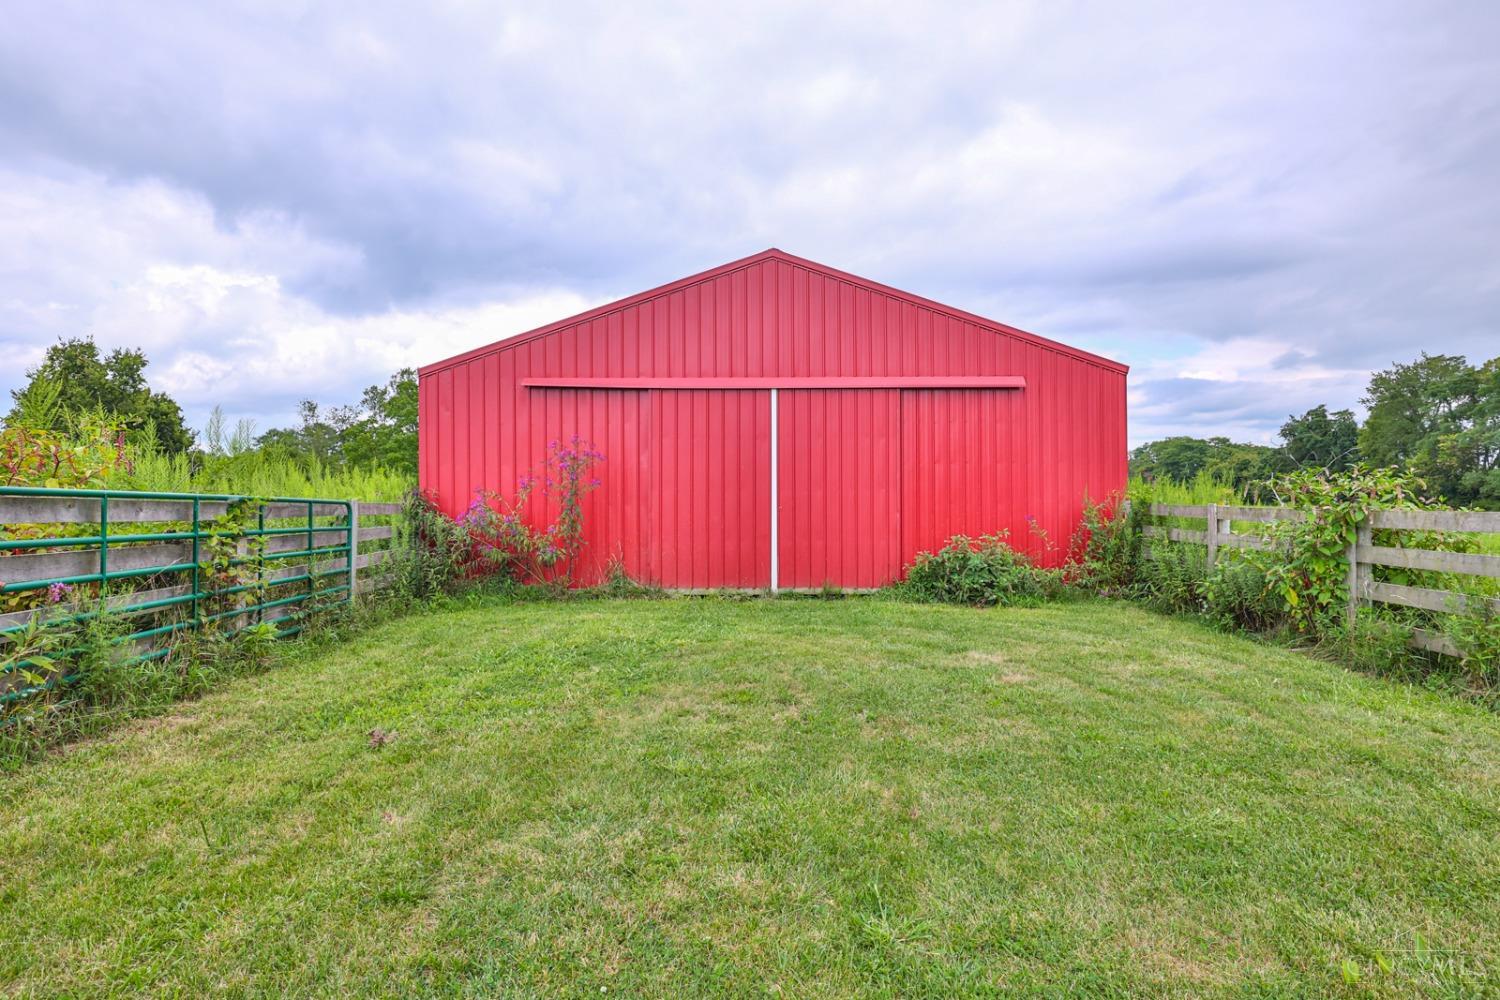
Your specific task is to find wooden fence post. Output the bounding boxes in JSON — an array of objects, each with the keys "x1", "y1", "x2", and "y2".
[
  {"x1": 1205, "y1": 503, "x2": 1219, "y2": 570},
  {"x1": 348, "y1": 500, "x2": 360, "y2": 598},
  {"x1": 1347, "y1": 513, "x2": 1370, "y2": 626},
  {"x1": 1345, "y1": 508, "x2": 1360, "y2": 626}
]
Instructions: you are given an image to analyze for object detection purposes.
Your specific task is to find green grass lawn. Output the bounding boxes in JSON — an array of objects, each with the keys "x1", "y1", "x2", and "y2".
[{"x1": 2, "y1": 597, "x2": 1498, "y2": 998}]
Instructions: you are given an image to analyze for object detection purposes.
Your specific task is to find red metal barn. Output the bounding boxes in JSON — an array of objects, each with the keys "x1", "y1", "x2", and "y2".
[{"x1": 418, "y1": 249, "x2": 1128, "y2": 590}]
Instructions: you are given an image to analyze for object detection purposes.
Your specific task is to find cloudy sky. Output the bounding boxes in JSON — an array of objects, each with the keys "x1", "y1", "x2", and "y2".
[{"x1": 2, "y1": 1, "x2": 1497, "y2": 447}]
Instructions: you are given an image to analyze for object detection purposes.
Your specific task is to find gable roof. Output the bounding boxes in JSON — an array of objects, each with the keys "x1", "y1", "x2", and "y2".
[{"x1": 419, "y1": 248, "x2": 1128, "y2": 377}]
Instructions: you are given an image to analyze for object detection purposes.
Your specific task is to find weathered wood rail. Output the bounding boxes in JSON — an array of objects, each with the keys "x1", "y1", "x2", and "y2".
[
  {"x1": 1, "y1": 492, "x2": 406, "y2": 703},
  {"x1": 1143, "y1": 502, "x2": 1500, "y2": 658},
  {"x1": 0, "y1": 499, "x2": 403, "y2": 632}
]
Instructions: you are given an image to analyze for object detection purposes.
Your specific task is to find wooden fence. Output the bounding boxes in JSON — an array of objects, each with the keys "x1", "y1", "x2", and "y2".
[
  {"x1": 1143, "y1": 503, "x2": 1500, "y2": 656},
  {"x1": 0, "y1": 494, "x2": 404, "y2": 698}
]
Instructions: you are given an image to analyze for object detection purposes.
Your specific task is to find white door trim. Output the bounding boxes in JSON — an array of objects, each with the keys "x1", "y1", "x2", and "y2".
[{"x1": 769, "y1": 387, "x2": 779, "y2": 594}]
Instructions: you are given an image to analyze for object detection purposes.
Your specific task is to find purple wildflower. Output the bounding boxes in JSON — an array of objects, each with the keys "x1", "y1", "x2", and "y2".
[{"x1": 47, "y1": 582, "x2": 72, "y2": 604}]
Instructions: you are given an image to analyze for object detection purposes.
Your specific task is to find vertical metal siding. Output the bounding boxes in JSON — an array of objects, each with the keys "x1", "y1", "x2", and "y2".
[
  {"x1": 419, "y1": 252, "x2": 1126, "y2": 587},
  {"x1": 777, "y1": 389, "x2": 900, "y2": 589}
]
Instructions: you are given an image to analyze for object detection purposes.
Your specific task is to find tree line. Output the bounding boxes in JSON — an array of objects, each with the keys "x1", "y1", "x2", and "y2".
[
  {"x1": 9, "y1": 338, "x2": 1497, "y2": 508},
  {"x1": 6, "y1": 336, "x2": 417, "y2": 478},
  {"x1": 1130, "y1": 353, "x2": 1500, "y2": 508}
]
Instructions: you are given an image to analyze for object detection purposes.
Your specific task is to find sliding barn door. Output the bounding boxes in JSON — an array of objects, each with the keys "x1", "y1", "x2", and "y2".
[
  {"x1": 775, "y1": 389, "x2": 901, "y2": 590},
  {"x1": 525, "y1": 387, "x2": 653, "y2": 586},
  {"x1": 900, "y1": 388, "x2": 1031, "y2": 563},
  {"x1": 646, "y1": 389, "x2": 771, "y2": 589}
]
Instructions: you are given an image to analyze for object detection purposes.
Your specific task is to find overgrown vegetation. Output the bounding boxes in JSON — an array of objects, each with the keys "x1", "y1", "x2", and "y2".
[
  {"x1": 892, "y1": 463, "x2": 1498, "y2": 701},
  {"x1": 897, "y1": 533, "x2": 1060, "y2": 606},
  {"x1": 1256, "y1": 466, "x2": 1445, "y2": 634},
  {"x1": 459, "y1": 437, "x2": 604, "y2": 586},
  {"x1": 1067, "y1": 495, "x2": 1145, "y2": 596},
  {"x1": 1131, "y1": 350, "x2": 1500, "y2": 509},
  {"x1": 1060, "y1": 466, "x2": 1500, "y2": 701},
  {"x1": 0, "y1": 589, "x2": 355, "y2": 765},
  {"x1": 1200, "y1": 559, "x2": 1283, "y2": 634},
  {"x1": 1135, "y1": 536, "x2": 1209, "y2": 616},
  {"x1": 6, "y1": 334, "x2": 414, "y2": 498},
  {"x1": 0, "y1": 334, "x2": 418, "y2": 754},
  {"x1": 1, "y1": 379, "x2": 605, "y2": 760},
  {"x1": 381, "y1": 436, "x2": 609, "y2": 604}
]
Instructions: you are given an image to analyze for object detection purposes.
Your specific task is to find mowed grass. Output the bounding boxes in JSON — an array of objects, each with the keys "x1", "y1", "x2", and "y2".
[{"x1": 2, "y1": 598, "x2": 1498, "y2": 998}]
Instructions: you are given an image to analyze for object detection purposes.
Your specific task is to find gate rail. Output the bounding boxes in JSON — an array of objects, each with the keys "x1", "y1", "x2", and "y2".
[{"x1": 0, "y1": 487, "x2": 401, "y2": 706}]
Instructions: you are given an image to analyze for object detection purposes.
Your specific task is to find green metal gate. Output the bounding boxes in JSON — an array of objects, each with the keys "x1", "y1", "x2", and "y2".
[{"x1": 1, "y1": 487, "x2": 357, "y2": 705}]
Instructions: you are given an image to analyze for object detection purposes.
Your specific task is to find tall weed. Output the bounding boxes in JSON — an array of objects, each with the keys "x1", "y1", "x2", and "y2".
[
  {"x1": 1069, "y1": 495, "x2": 1143, "y2": 595},
  {"x1": 1135, "y1": 542, "x2": 1207, "y2": 616},
  {"x1": 1201, "y1": 558, "x2": 1285, "y2": 634},
  {"x1": 111, "y1": 447, "x2": 408, "y2": 499}
]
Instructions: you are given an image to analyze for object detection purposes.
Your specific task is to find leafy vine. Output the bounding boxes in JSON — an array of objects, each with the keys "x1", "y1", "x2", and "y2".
[
  {"x1": 198, "y1": 497, "x2": 267, "y2": 622},
  {"x1": 1256, "y1": 466, "x2": 1448, "y2": 635}
]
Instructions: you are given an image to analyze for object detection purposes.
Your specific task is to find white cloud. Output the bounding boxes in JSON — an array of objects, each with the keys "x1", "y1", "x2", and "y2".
[
  {"x1": 0, "y1": 167, "x2": 592, "y2": 430},
  {"x1": 0, "y1": 0, "x2": 1496, "y2": 445}
]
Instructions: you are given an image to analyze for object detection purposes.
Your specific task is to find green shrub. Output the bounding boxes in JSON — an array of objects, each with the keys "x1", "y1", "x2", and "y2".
[
  {"x1": 1257, "y1": 465, "x2": 1446, "y2": 637},
  {"x1": 1318, "y1": 611, "x2": 1419, "y2": 681},
  {"x1": 387, "y1": 489, "x2": 476, "y2": 600},
  {"x1": 1441, "y1": 600, "x2": 1500, "y2": 689},
  {"x1": 1068, "y1": 495, "x2": 1143, "y2": 595},
  {"x1": 1202, "y1": 559, "x2": 1285, "y2": 634},
  {"x1": 901, "y1": 534, "x2": 1058, "y2": 607},
  {"x1": 1134, "y1": 542, "x2": 1206, "y2": 616}
]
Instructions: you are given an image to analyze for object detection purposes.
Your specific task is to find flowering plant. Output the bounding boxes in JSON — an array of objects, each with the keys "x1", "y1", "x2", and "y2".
[
  {"x1": 1, "y1": 417, "x2": 130, "y2": 488},
  {"x1": 1, "y1": 417, "x2": 132, "y2": 615},
  {"x1": 461, "y1": 436, "x2": 604, "y2": 584}
]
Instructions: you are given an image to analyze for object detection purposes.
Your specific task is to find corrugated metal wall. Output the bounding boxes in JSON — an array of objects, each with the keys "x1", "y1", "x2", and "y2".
[
  {"x1": 419, "y1": 249, "x2": 1128, "y2": 589},
  {"x1": 777, "y1": 388, "x2": 900, "y2": 589}
]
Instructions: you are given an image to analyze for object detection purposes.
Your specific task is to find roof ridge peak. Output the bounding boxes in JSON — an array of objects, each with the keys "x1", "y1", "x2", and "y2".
[{"x1": 419, "y1": 250, "x2": 1128, "y2": 376}]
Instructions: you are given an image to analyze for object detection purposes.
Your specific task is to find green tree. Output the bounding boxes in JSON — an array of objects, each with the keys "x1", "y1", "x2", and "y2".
[
  {"x1": 1427, "y1": 356, "x2": 1500, "y2": 508},
  {"x1": 1278, "y1": 405, "x2": 1359, "y2": 472},
  {"x1": 1359, "y1": 352, "x2": 1497, "y2": 506},
  {"x1": 256, "y1": 368, "x2": 417, "y2": 475},
  {"x1": 1129, "y1": 436, "x2": 1214, "y2": 483},
  {"x1": 6, "y1": 337, "x2": 194, "y2": 453},
  {"x1": 1130, "y1": 435, "x2": 1280, "y2": 496},
  {"x1": 1359, "y1": 353, "x2": 1474, "y2": 467},
  {"x1": 342, "y1": 369, "x2": 418, "y2": 474},
  {"x1": 1202, "y1": 441, "x2": 1282, "y2": 500},
  {"x1": 257, "y1": 400, "x2": 350, "y2": 468}
]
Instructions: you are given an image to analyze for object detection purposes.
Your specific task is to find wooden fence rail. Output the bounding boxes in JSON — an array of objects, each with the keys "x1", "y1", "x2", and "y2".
[
  {"x1": 0, "y1": 494, "x2": 404, "y2": 658},
  {"x1": 1143, "y1": 502, "x2": 1500, "y2": 658}
]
